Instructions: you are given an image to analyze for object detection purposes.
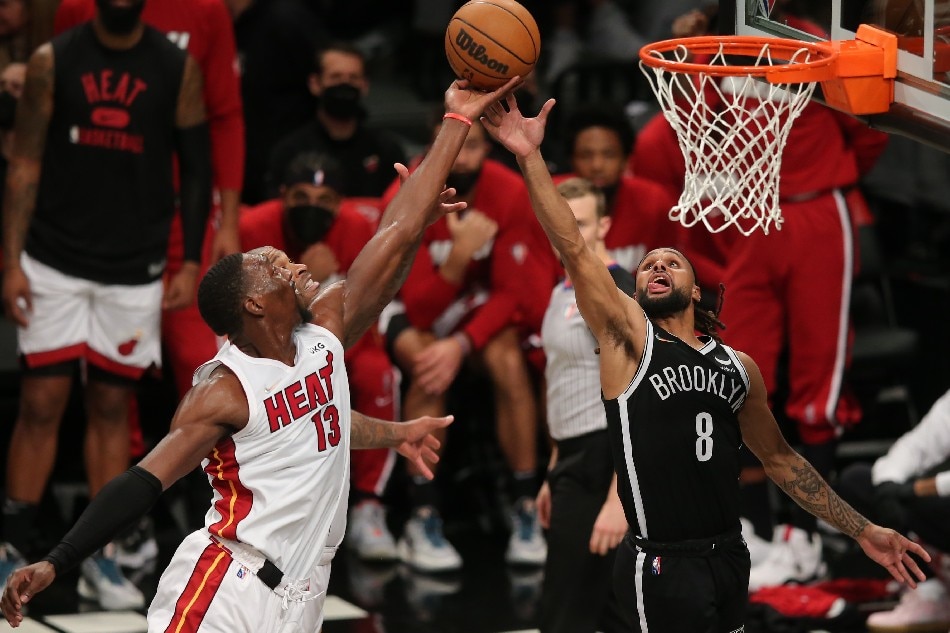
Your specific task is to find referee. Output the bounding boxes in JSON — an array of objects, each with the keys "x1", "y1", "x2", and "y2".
[{"x1": 537, "y1": 177, "x2": 633, "y2": 633}]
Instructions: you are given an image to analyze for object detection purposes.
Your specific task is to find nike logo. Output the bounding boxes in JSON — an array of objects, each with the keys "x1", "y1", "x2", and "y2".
[
  {"x1": 654, "y1": 334, "x2": 675, "y2": 343},
  {"x1": 714, "y1": 357, "x2": 732, "y2": 365}
]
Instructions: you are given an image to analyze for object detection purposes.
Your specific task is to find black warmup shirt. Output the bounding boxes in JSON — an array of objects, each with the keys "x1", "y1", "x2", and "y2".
[
  {"x1": 27, "y1": 23, "x2": 186, "y2": 285},
  {"x1": 604, "y1": 320, "x2": 750, "y2": 542}
]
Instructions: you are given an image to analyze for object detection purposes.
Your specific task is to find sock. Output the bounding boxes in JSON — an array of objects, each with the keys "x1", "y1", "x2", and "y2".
[
  {"x1": 3, "y1": 498, "x2": 39, "y2": 555},
  {"x1": 408, "y1": 476, "x2": 438, "y2": 511},
  {"x1": 511, "y1": 470, "x2": 538, "y2": 505},
  {"x1": 739, "y1": 479, "x2": 773, "y2": 540}
]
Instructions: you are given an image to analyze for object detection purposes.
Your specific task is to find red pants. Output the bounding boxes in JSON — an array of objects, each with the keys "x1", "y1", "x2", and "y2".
[{"x1": 718, "y1": 189, "x2": 863, "y2": 445}]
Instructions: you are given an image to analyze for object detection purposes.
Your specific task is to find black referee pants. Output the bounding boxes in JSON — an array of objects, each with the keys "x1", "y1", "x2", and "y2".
[
  {"x1": 613, "y1": 529, "x2": 751, "y2": 633},
  {"x1": 540, "y1": 430, "x2": 633, "y2": 633}
]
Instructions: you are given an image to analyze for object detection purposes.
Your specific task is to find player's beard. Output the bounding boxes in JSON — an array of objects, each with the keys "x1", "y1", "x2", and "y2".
[
  {"x1": 636, "y1": 285, "x2": 692, "y2": 320},
  {"x1": 96, "y1": 0, "x2": 145, "y2": 35}
]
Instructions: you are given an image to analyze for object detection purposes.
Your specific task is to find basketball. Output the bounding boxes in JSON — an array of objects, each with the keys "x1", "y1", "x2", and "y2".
[{"x1": 444, "y1": 0, "x2": 540, "y2": 91}]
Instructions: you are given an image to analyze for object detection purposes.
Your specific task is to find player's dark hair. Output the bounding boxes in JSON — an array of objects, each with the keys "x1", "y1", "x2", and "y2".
[
  {"x1": 314, "y1": 41, "x2": 366, "y2": 75},
  {"x1": 565, "y1": 104, "x2": 636, "y2": 158},
  {"x1": 198, "y1": 253, "x2": 246, "y2": 337},
  {"x1": 694, "y1": 284, "x2": 726, "y2": 344}
]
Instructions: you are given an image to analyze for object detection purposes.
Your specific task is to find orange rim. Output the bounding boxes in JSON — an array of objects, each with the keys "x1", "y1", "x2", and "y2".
[{"x1": 639, "y1": 35, "x2": 838, "y2": 80}]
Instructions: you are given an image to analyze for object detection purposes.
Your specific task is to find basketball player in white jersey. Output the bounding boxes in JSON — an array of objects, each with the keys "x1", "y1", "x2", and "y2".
[
  {"x1": 1, "y1": 76, "x2": 523, "y2": 632},
  {"x1": 482, "y1": 94, "x2": 930, "y2": 632}
]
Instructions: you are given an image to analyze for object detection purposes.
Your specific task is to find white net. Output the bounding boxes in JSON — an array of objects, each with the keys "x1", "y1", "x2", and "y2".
[{"x1": 640, "y1": 41, "x2": 820, "y2": 235}]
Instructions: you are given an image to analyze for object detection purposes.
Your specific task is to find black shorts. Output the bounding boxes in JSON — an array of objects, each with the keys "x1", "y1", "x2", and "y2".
[{"x1": 613, "y1": 527, "x2": 751, "y2": 633}]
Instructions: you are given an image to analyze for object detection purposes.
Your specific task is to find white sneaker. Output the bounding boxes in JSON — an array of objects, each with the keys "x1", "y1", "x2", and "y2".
[
  {"x1": 347, "y1": 500, "x2": 398, "y2": 561},
  {"x1": 78, "y1": 544, "x2": 145, "y2": 610},
  {"x1": 740, "y1": 517, "x2": 773, "y2": 567},
  {"x1": 505, "y1": 499, "x2": 547, "y2": 566},
  {"x1": 747, "y1": 524, "x2": 826, "y2": 592},
  {"x1": 398, "y1": 507, "x2": 462, "y2": 572},
  {"x1": 865, "y1": 579, "x2": 950, "y2": 632},
  {"x1": 114, "y1": 516, "x2": 158, "y2": 570}
]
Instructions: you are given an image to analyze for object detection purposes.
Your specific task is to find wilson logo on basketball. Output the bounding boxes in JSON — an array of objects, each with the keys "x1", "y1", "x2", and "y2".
[{"x1": 455, "y1": 29, "x2": 510, "y2": 73}]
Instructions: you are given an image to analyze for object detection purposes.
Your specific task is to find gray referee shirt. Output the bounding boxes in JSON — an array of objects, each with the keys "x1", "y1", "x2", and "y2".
[{"x1": 542, "y1": 265, "x2": 636, "y2": 441}]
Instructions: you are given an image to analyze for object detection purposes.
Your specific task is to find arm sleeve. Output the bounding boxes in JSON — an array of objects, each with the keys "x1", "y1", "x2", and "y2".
[
  {"x1": 873, "y1": 389, "x2": 950, "y2": 485},
  {"x1": 176, "y1": 122, "x2": 213, "y2": 263},
  {"x1": 43, "y1": 466, "x2": 163, "y2": 575},
  {"x1": 200, "y1": 0, "x2": 245, "y2": 192}
]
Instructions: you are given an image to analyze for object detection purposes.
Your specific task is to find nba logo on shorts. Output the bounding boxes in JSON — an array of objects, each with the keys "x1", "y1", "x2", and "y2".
[{"x1": 651, "y1": 556, "x2": 662, "y2": 575}]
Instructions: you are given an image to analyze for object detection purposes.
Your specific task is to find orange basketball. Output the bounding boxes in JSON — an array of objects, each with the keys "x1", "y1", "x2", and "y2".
[{"x1": 445, "y1": 0, "x2": 541, "y2": 91}]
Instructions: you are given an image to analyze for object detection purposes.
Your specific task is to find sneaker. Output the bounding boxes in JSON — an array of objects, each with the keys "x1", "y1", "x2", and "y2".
[
  {"x1": 505, "y1": 499, "x2": 546, "y2": 566},
  {"x1": 347, "y1": 500, "x2": 398, "y2": 562},
  {"x1": 398, "y1": 506, "x2": 462, "y2": 572},
  {"x1": 865, "y1": 579, "x2": 950, "y2": 632},
  {"x1": 78, "y1": 544, "x2": 146, "y2": 610},
  {"x1": 740, "y1": 517, "x2": 773, "y2": 567},
  {"x1": 0, "y1": 543, "x2": 28, "y2": 603},
  {"x1": 748, "y1": 524, "x2": 826, "y2": 592},
  {"x1": 114, "y1": 516, "x2": 158, "y2": 570}
]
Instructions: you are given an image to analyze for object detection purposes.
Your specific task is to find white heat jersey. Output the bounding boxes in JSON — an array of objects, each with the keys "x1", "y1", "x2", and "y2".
[{"x1": 192, "y1": 323, "x2": 351, "y2": 580}]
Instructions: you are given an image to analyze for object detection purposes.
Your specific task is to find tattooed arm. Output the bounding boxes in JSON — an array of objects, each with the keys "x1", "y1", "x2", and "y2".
[
  {"x1": 350, "y1": 411, "x2": 453, "y2": 480},
  {"x1": 1, "y1": 44, "x2": 54, "y2": 326},
  {"x1": 736, "y1": 350, "x2": 930, "y2": 587}
]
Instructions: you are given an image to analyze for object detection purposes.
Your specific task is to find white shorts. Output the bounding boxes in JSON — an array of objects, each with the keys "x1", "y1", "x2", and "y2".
[
  {"x1": 148, "y1": 531, "x2": 331, "y2": 633},
  {"x1": 18, "y1": 253, "x2": 162, "y2": 378}
]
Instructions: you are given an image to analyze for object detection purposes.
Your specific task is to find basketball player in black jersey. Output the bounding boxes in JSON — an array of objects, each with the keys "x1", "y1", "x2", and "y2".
[{"x1": 483, "y1": 95, "x2": 930, "y2": 632}]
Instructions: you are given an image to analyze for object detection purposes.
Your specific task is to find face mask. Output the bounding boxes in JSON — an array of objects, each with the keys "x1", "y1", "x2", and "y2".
[
  {"x1": 320, "y1": 83, "x2": 362, "y2": 120},
  {"x1": 0, "y1": 92, "x2": 16, "y2": 130},
  {"x1": 95, "y1": 0, "x2": 145, "y2": 35},
  {"x1": 287, "y1": 204, "x2": 336, "y2": 245},
  {"x1": 445, "y1": 169, "x2": 481, "y2": 197}
]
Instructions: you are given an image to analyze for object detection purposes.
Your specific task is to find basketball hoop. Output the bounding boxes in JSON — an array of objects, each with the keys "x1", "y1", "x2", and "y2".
[{"x1": 639, "y1": 35, "x2": 838, "y2": 236}]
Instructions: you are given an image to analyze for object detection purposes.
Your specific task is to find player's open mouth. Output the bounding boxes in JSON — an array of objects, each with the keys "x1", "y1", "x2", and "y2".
[{"x1": 647, "y1": 275, "x2": 670, "y2": 293}]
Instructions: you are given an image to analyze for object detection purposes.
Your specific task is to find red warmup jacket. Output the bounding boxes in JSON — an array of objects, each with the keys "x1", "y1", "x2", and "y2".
[
  {"x1": 55, "y1": 0, "x2": 245, "y2": 194},
  {"x1": 381, "y1": 159, "x2": 539, "y2": 349},
  {"x1": 238, "y1": 199, "x2": 374, "y2": 272}
]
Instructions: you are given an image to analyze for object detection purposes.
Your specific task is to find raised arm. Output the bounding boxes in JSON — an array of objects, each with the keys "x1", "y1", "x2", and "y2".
[
  {"x1": 481, "y1": 96, "x2": 644, "y2": 396},
  {"x1": 736, "y1": 350, "x2": 929, "y2": 587},
  {"x1": 1, "y1": 44, "x2": 53, "y2": 326},
  {"x1": 335, "y1": 78, "x2": 523, "y2": 348}
]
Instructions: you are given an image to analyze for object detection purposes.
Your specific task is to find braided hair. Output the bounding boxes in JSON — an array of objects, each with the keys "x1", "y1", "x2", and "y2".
[{"x1": 694, "y1": 283, "x2": 727, "y2": 343}]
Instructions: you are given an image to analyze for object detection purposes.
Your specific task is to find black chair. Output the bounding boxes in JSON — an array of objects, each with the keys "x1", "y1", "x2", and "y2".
[{"x1": 839, "y1": 223, "x2": 920, "y2": 458}]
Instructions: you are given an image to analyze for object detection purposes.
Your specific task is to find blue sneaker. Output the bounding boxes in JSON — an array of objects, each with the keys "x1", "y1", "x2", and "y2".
[
  {"x1": 398, "y1": 506, "x2": 462, "y2": 572},
  {"x1": 505, "y1": 499, "x2": 547, "y2": 566},
  {"x1": 78, "y1": 544, "x2": 145, "y2": 610}
]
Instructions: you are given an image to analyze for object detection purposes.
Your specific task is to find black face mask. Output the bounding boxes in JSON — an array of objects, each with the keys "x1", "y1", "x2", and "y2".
[
  {"x1": 445, "y1": 169, "x2": 481, "y2": 197},
  {"x1": 320, "y1": 83, "x2": 362, "y2": 120},
  {"x1": 95, "y1": 0, "x2": 145, "y2": 35},
  {"x1": 287, "y1": 204, "x2": 336, "y2": 245},
  {"x1": 0, "y1": 92, "x2": 17, "y2": 130}
]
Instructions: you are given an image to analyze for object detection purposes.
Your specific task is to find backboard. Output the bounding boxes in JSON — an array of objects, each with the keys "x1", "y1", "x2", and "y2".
[{"x1": 720, "y1": 0, "x2": 950, "y2": 151}]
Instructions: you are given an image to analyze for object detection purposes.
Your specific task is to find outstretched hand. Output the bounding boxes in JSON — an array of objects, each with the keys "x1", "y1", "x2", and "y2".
[
  {"x1": 395, "y1": 415, "x2": 454, "y2": 479},
  {"x1": 393, "y1": 163, "x2": 468, "y2": 226},
  {"x1": 444, "y1": 76, "x2": 525, "y2": 123},
  {"x1": 857, "y1": 524, "x2": 930, "y2": 588},
  {"x1": 481, "y1": 95, "x2": 556, "y2": 158},
  {"x1": 1, "y1": 561, "x2": 55, "y2": 627}
]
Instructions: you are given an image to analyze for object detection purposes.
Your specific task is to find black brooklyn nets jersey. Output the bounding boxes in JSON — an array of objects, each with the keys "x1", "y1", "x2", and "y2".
[{"x1": 604, "y1": 319, "x2": 750, "y2": 543}]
